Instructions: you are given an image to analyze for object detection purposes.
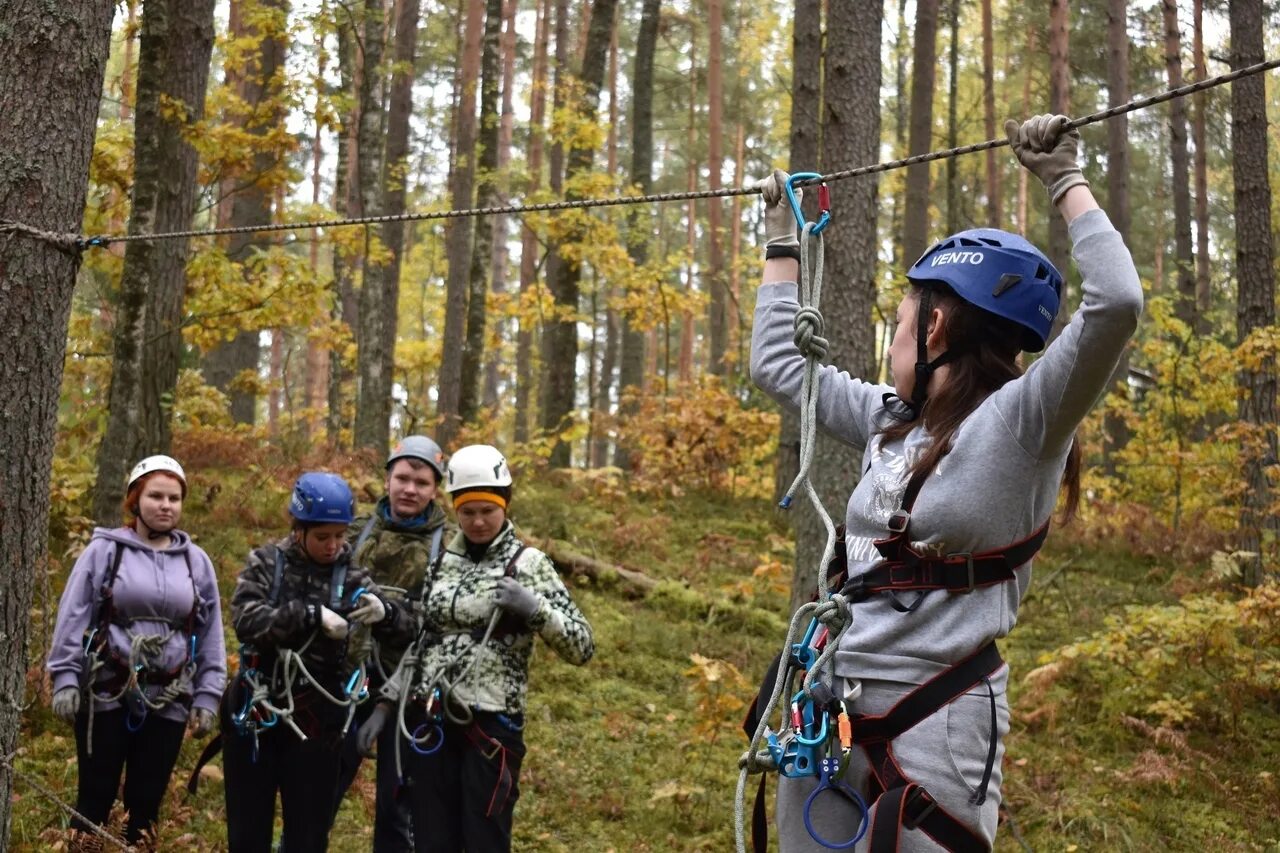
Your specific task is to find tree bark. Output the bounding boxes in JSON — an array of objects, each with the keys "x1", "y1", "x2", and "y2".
[
  {"x1": 437, "y1": 0, "x2": 485, "y2": 447},
  {"x1": 1229, "y1": 0, "x2": 1277, "y2": 586},
  {"x1": 540, "y1": 0, "x2": 618, "y2": 467},
  {"x1": 1191, "y1": 0, "x2": 1210, "y2": 322},
  {"x1": 459, "y1": 0, "x2": 504, "y2": 424},
  {"x1": 775, "y1": 0, "x2": 822, "y2": 515},
  {"x1": 788, "y1": 0, "x2": 881, "y2": 615},
  {"x1": 1162, "y1": 0, "x2": 1195, "y2": 333},
  {"x1": 981, "y1": 0, "x2": 1000, "y2": 226},
  {"x1": 352, "y1": 0, "x2": 392, "y2": 451},
  {"x1": 0, "y1": 1, "x2": 115, "y2": 840},
  {"x1": 329, "y1": 14, "x2": 359, "y2": 444},
  {"x1": 613, "y1": 0, "x2": 660, "y2": 471},
  {"x1": 515, "y1": 0, "x2": 552, "y2": 444},
  {"x1": 93, "y1": 0, "x2": 215, "y2": 525},
  {"x1": 483, "y1": 0, "x2": 520, "y2": 412},
  {"x1": 705, "y1": 0, "x2": 727, "y2": 375},
  {"x1": 203, "y1": 0, "x2": 290, "y2": 425},
  {"x1": 902, "y1": 0, "x2": 938, "y2": 267},
  {"x1": 1102, "y1": 0, "x2": 1132, "y2": 475},
  {"x1": 1046, "y1": 0, "x2": 1070, "y2": 342},
  {"x1": 945, "y1": 0, "x2": 959, "y2": 234}
]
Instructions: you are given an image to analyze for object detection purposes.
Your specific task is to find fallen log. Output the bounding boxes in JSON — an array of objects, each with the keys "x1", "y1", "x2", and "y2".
[{"x1": 529, "y1": 536, "x2": 658, "y2": 595}]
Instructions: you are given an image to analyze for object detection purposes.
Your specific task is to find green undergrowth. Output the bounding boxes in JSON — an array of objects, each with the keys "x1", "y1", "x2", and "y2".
[{"x1": 14, "y1": 473, "x2": 1280, "y2": 850}]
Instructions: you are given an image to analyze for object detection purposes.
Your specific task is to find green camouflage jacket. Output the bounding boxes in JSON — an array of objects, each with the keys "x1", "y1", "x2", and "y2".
[
  {"x1": 381, "y1": 521, "x2": 594, "y2": 715},
  {"x1": 348, "y1": 498, "x2": 451, "y2": 681},
  {"x1": 231, "y1": 537, "x2": 413, "y2": 697}
]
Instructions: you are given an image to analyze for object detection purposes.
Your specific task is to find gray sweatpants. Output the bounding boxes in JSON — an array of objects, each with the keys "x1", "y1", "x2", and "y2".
[{"x1": 776, "y1": 665, "x2": 1010, "y2": 852}]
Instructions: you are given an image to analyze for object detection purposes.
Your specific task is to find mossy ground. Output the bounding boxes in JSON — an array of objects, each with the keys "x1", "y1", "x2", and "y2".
[{"x1": 12, "y1": 473, "x2": 1279, "y2": 850}]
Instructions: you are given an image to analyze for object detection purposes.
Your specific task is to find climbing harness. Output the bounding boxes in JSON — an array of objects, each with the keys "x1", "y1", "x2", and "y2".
[
  {"x1": 189, "y1": 546, "x2": 371, "y2": 790},
  {"x1": 736, "y1": 178, "x2": 870, "y2": 852},
  {"x1": 389, "y1": 544, "x2": 528, "y2": 785},
  {"x1": 80, "y1": 543, "x2": 199, "y2": 755}
]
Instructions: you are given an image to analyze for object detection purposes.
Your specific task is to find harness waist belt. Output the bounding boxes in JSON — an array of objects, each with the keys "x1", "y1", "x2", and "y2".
[{"x1": 844, "y1": 520, "x2": 1049, "y2": 602}]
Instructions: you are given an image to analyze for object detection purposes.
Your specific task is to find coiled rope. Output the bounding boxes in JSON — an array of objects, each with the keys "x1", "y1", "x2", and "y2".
[{"x1": 734, "y1": 222, "x2": 856, "y2": 853}]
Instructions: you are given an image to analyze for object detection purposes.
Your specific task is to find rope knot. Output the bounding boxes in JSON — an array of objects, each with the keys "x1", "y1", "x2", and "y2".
[{"x1": 793, "y1": 306, "x2": 829, "y2": 360}]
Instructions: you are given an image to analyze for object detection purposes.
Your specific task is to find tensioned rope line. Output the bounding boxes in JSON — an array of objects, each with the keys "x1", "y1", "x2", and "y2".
[
  {"x1": 0, "y1": 752, "x2": 135, "y2": 851},
  {"x1": 1, "y1": 56, "x2": 1276, "y2": 252}
]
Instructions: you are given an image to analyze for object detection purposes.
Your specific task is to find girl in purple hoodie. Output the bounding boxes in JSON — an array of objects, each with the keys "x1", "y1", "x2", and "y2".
[{"x1": 48, "y1": 454, "x2": 227, "y2": 845}]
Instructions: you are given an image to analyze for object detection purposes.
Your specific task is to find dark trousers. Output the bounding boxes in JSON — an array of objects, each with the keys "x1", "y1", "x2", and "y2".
[
  {"x1": 330, "y1": 701, "x2": 414, "y2": 852},
  {"x1": 403, "y1": 711, "x2": 526, "y2": 853},
  {"x1": 221, "y1": 695, "x2": 345, "y2": 853},
  {"x1": 72, "y1": 706, "x2": 186, "y2": 844}
]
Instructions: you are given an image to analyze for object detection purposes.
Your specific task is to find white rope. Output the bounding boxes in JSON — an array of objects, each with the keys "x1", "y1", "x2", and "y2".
[{"x1": 734, "y1": 223, "x2": 853, "y2": 853}]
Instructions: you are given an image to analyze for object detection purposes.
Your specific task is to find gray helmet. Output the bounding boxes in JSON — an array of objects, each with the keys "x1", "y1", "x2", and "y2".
[{"x1": 386, "y1": 435, "x2": 445, "y2": 479}]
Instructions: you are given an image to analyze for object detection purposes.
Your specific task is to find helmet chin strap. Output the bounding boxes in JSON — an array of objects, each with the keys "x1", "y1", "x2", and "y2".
[
  {"x1": 882, "y1": 288, "x2": 958, "y2": 423},
  {"x1": 135, "y1": 511, "x2": 171, "y2": 542}
]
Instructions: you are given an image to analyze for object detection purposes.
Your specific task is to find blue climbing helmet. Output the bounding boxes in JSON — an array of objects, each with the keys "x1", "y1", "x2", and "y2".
[
  {"x1": 906, "y1": 228, "x2": 1063, "y2": 352},
  {"x1": 289, "y1": 472, "x2": 356, "y2": 524}
]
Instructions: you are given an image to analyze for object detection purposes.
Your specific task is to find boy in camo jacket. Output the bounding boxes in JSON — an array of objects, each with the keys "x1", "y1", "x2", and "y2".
[
  {"x1": 330, "y1": 436, "x2": 452, "y2": 852},
  {"x1": 357, "y1": 444, "x2": 594, "y2": 853},
  {"x1": 222, "y1": 472, "x2": 411, "y2": 853}
]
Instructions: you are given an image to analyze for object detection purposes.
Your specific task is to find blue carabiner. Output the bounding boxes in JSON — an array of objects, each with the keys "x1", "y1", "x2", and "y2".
[
  {"x1": 349, "y1": 586, "x2": 368, "y2": 606},
  {"x1": 802, "y1": 755, "x2": 869, "y2": 849},
  {"x1": 345, "y1": 669, "x2": 368, "y2": 701},
  {"x1": 792, "y1": 692, "x2": 829, "y2": 748},
  {"x1": 791, "y1": 618, "x2": 822, "y2": 670},
  {"x1": 784, "y1": 172, "x2": 831, "y2": 235}
]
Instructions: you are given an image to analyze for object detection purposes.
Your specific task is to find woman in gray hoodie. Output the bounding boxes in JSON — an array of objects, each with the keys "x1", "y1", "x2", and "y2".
[
  {"x1": 48, "y1": 454, "x2": 226, "y2": 844},
  {"x1": 750, "y1": 115, "x2": 1142, "y2": 851}
]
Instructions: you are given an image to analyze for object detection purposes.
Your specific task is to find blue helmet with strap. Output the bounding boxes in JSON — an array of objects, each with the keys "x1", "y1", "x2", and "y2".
[
  {"x1": 289, "y1": 472, "x2": 356, "y2": 524},
  {"x1": 906, "y1": 228, "x2": 1062, "y2": 352}
]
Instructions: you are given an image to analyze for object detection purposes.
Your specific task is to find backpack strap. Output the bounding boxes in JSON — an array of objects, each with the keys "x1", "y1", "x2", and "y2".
[
  {"x1": 351, "y1": 515, "x2": 379, "y2": 565},
  {"x1": 330, "y1": 559, "x2": 350, "y2": 610}
]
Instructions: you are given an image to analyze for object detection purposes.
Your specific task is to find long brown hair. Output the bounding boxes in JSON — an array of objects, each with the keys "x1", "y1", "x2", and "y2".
[{"x1": 881, "y1": 283, "x2": 1081, "y2": 521}]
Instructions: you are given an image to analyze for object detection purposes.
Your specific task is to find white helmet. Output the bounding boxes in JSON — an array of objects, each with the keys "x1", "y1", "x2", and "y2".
[
  {"x1": 445, "y1": 444, "x2": 512, "y2": 493},
  {"x1": 128, "y1": 455, "x2": 187, "y2": 496}
]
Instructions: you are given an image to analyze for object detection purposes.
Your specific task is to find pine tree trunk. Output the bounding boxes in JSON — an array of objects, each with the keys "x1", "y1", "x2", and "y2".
[
  {"x1": 93, "y1": 0, "x2": 215, "y2": 525},
  {"x1": 681, "y1": 49, "x2": 697, "y2": 386},
  {"x1": 483, "y1": 0, "x2": 519, "y2": 412},
  {"x1": 902, "y1": 0, "x2": 938, "y2": 267},
  {"x1": 613, "y1": 0, "x2": 660, "y2": 471},
  {"x1": 1046, "y1": 0, "x2": 1070, "y2": 342},
  {"x1": 1102, "y1": 0, "x2": 1132, "y2": 475},
  {"x1": 515, "y1": 0, "x2": 552, "y2": 444},
  {"x1": 352, "y1": 0, "x2": 392, "y2": 451},
  {"x1": 981, "y1": 0, "x2": 1000, "y2": 226},
  {"x1": 329, "y1": 15, "x2": 359, "y2": 444},
  {"x1": 1163, "y1": 0, "x2": 1195, "y2": 332},
  {"x1": 1016, "y1": 18, "x2": 1036, "y2": 233},
  {"x1": 945, "y1": 0, "x2": 959, "y2": 234},
  {"x1": 537, "y1": 0, "x2": 571, "y2": 443},
  {"x1": 459, "y1": 0, "x2": 504, "y2": 424},
  {"x1": 306, "y1": 66, "x2": 329, "y2": 433},
  {"x1": 788, "y1": 0, "x2": 882, "y2": 615},
  {"x1": 775, "y1": 0, "x2": 821, "y2": 517},
  {"x1": 0, "y1": 2, "x2": 115, "y2": 839},
  {"x1": 705, "y1": 0, "x2": 727, "y2": 375},
  {"x1": 540, "y1": 0, "x2": 618, "y2": 467},
  {"x1": 1229, "y1": 0, "x2": 1278, "y2": 586},
  {"x1": 1191, "y1": 0, "x2": 1211, "y2": 323},
  {"x1": 437, "y1": 0, "x2": 485, "y2": 447},
  {"x1": 203, "y1": 0, "x2": 289, "y2": 425},
  {"x1": 589, "y1": 21, "x2": 621, "y2": 468}
]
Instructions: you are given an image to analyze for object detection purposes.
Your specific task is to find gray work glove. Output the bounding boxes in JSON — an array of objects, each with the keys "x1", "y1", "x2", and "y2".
[
  {"x1": 319, "y1": 605, "x2": 350, "y2": 640},
  {"x1": 188, "y1": 707, "x2": 216, "y2": 738},
  {"x1": 356, "y1": 703, "x2": 391, "y2": 758},
  {"x1": 493, "y1": 577, "x2": 543, "y2": 623},
  {"x1": 347, "y1": 592, "x2": 387, "y2": 626},
  {"x1": 52, "y1": 686, "x2": 80, "y2": 724},
  {"x1": 1004, "y1": 114, "x2": 1090, "y2": 205},
  {"x1": 757, "y1": 168, "x2": 800, "y2": 251}
]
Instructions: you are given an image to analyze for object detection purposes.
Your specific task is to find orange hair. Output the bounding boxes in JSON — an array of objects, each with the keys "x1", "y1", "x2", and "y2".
[{"x1": 122, "y1": 471, "x2": 184, "y2": 528}]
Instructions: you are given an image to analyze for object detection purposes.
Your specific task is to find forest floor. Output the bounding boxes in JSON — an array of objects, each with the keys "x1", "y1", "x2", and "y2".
[{"x1": 12, "y1": 467, "x2": 1280, "y2": 851}]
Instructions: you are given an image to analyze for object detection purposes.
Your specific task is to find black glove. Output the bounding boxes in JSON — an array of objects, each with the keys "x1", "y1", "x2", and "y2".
[{"x1": 357, "y1": 703, "x2": 391, "y2": 757}]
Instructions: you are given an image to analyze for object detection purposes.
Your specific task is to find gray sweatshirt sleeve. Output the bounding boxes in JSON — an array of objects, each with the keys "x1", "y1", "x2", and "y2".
[
  {"x1": 750, "y1": 281, "x2": 886, "y2": 451},
  {"x1": 995, "y1": 208, "x2": 1144, "y2": 457},
  {"x1": 47, "y1": 539, "x2": 110, "y2": 693}
]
